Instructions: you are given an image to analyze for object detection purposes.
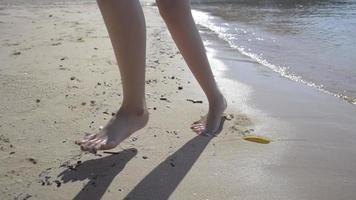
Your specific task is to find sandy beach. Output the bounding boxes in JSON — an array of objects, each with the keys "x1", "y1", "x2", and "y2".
[{"x1": 1, "y1": 1, "x2": 356, "y2": 200}]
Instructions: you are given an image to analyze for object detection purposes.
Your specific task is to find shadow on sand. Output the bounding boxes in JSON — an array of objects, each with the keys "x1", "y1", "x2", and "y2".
[
  {"x1": 58, "y1": 148, "x2": 137, "y2": 200},
  {"x1": 59, "y1": 119, "x2": 225, "y2": 200},
  {"x1": 124, "y1": 118, "x2": 225, "y2": 200}
]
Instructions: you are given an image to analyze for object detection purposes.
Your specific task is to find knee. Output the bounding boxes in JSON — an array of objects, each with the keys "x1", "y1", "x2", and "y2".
[{"x1": 156, "y1": 0, "x2": 189, "y2": 22}]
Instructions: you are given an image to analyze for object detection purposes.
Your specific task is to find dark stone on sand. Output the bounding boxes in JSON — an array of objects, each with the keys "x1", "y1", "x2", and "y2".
[
  {"x1": 12, "y1": 51, "x2": 21, "y2": 56},
  {"x1": 60, "y1": 57, "x2": 66, "y2": 61},
  {"x1": 142, "y1": 156, "x2": 148, "y2": 159},
  {"x1": 51, "y1": 42, "x2": 61, "y2": 46},
  {"x1": 153, "y1": 107, "x2": 157, "y2": 110},
  {"x1": 36, "y1": 99, "x2": 40, "y2": 103},
  {"x1": 160, "y1": 97, "x2": 167, "y2": 101},
  {"x1": 9, "y1": 151, "x2": 15, "y2": 155},
  {"x1": 27, "y1": 158, "x2": 38, "y2": 164},
  {"x1": 54, "y1": 180, "x2": 61, "y2": 188},
  {"x1": 49, "y1": 14, "x2": 53, "y2": 17},
  {"x1": 171, "y1": 76, "x2": 175, "y2": 79},
  {"x1": 178, "y1": 86, "x2": 183, "y2": 90},
  {"x1": 81, "y1": 102, "x2": 86, "y2": 106},
  {"x1": 70, "y1": 76, "x2": 76, "y2": 80},
  {"x1": 94, "y1": 47, "x2": 98, "y2": 50}
]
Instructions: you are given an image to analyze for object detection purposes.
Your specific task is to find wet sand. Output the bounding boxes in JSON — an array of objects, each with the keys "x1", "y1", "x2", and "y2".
[{"x1": 1, "y1": 1, "x2": 356, "y2": 200}]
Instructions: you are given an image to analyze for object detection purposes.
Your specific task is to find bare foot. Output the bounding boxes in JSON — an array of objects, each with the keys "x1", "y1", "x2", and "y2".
[
  {"x1": 191, "y1": 95, "x2": 227, "y2": 136},
  {"x1": 76, "y1": 108, "x2": 149, "y2": 153}
]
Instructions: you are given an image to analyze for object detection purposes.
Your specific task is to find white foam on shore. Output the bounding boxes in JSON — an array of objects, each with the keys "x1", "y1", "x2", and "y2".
[{"x1": 192, "y1": 9, "x2": 356, "y2": 105}]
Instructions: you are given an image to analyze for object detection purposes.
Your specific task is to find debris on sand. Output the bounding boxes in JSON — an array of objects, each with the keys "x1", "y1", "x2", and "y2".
[
  {"x1": 186, "y1": 99, "x2": 203, "y2": 104},
  {"x1": 242, "y1": 135, "x2": 271, "y2": 144},
  {"x1": 51, "y1": 42, "x2": 61, "y2": 46},
  {"x1": 26, "y1": 158, "x2": 38, "y2": 164},
  {"x1": 12, "y1": 51, "x2": 21, "y2": 56},
  {"x1": 77, "y1": 37, "x2": 84, "y2": 42},
  {"x1": 224, "y1": 114, "x2": 234, "y2": 121},
  {"x1": 54, "y1": 180, "x2": 62, "y2": 188},
  {"x1": 14, "y1": 193, "x2": 32, "y2": 200}
]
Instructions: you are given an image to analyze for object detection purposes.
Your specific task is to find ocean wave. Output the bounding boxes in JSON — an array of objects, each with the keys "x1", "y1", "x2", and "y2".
[{"x1": 192, "y1": 9, "x2": 356, "y2": 105}]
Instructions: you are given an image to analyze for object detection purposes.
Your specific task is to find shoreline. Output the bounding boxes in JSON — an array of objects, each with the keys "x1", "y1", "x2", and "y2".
[{"x1": 197, "y1": 8, "x2": 356, "y2": 199}]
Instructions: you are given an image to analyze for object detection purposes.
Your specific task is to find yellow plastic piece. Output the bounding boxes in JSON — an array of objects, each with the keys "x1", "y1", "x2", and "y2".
[{"x1": 242, "y1": 135, "x2": 271, "y2": 144}]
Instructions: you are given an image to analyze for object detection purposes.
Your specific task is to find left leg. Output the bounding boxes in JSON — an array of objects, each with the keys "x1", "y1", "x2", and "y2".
[{"x1": 156, "y1": 0, "x2": 226, "y2": 135}]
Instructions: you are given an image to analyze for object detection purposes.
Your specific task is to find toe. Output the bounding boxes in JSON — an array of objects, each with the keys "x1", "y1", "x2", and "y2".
[
  {"x1": 87, "y1": 138, "x2": 103, "y2": 150},
  {"x1": 76, "y1": 133, "x2": 96, "y2": 146},
  {"x1": 93, "y1": 141, "x2": 106, "y2": 151},
  {"x1": 192, "y1": 126, "x2": 205, "y2": 134}
]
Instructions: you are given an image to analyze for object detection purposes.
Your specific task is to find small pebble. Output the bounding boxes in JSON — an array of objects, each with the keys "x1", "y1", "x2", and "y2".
[
  {"x1": 54, "y1": 180, "x2": 61, "y2": 188},
  {"x1": 27, "y1": 158, "x2": 38, "y2": 164}
]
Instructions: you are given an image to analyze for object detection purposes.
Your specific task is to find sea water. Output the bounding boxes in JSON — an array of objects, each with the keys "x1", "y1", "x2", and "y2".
[{"x1": 192, "y1": 0, "x2": 356, "y2": 105}]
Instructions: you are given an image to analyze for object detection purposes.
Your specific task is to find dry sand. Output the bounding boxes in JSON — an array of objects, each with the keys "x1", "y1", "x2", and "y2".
[{"x1": 0, "y1": 2, "x2": 254, "y2": 200}]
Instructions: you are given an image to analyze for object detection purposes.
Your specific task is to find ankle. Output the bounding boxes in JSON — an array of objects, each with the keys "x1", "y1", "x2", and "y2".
[
  {"x1": 119, "y1": 104, "x2": 147, "y2": 116},
  {"x1": 208, "y1": 92, "x2": 225, "y2": 106}
]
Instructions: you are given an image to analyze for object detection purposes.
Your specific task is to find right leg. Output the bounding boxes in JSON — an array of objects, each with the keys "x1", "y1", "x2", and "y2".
[{"x1": 78, "y1": 0, "x2": 148, "y2": 153}]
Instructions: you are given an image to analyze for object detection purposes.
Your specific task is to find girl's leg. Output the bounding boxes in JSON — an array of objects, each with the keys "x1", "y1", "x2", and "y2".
[
  {"x1": 78, "y1": 0, "x2": 148, "y2": 152},
  {"x1": 157, "y1": 0, "x2": 227, "y2": 135}
]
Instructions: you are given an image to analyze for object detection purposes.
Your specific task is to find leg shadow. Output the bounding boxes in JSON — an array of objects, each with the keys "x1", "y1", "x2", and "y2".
[
  {"x1": 124, "y1": 119, "x2": 226, "y2": 200},
  {"x1": 58, "y1": 148, "x2": 137, "y2": 200}
]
